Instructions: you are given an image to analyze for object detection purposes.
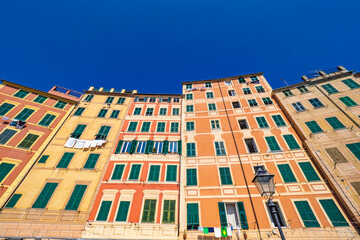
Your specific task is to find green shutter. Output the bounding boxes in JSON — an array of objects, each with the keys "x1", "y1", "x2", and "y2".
[
  {"x1": 96, "y1": 201, "x2": 112, "y2": 221},
  {"x1": 54, "y1": 101, "x2": 67, "y2": 109},
  {"x1": 116, "y1": 201, "x2": 130, "y2": 221},
  {"x1": 5, "y1": 194, "x2": 22, "y2": 208},
  {"x1": 145, "y1": 140, "x2": 154, "y2": 154},
  {"x1": 117, "y1": 97, "x2": 125, "y2": 104},
  {"x1": 283, "y1": 135, "x2": 300, "y2": 150},
  {"x1": 0, "y1": 129, "x2": 17, "y2": 145},
  {"x1": 38, "y1": 155, "x2": 49, "y2": 163},
  {"x1": 278, "y1": 164, "x2": 297, "y2": 183},
  {"x1": 129, "y1": 140, "x2": 138, "y2": 154},
  {"x1": 74, "y1": 107, "x2": 85, "y2": 116},
  {"x1": 96, "y1": 126, "x2": 111, "y2": 139},
  {"x1": 166, "y1": 165, "x2": 177, "y2": 182},
  {"x1": 15, "y1": 108, "x2": 35, "y2": 121},
  {"x1": 170, "y1": 123, "x2": 179, "y2": 132},
  {"x1": 162, "y1": 140, "x2": 169, "y2": 154},
  {"x1": 237, "y1": 202, "x2": 249, "y2": 229},
  {"x1": 57, "y1": 152, "x2": 75, "y2": 168},
  {"x1": 115, "y1": 140, "x2": 124, "y2": 154},
  {"x1": 33, "y1": 95, "x2": 48, "y2": 103},
  {"x1": 186, "y1": 169, "x2": 197, "y2": 186},
  {"x1": 97, "y1": 109, "x2": 108, "y2": 117},
  {"x1": 299, "y1": 162, "x2": 320, "y2": 182},
  {"x1": 162, "y1": 200, "x2": 176, "y2": 223},
  {"x1": 319, "y1": 199, "x2": 348, "y2": 227},
  {"x1": 177, "y1": 140, "x2": 182, "y2": 154},
  {"x1": 321, "y1": 84, "x2": 338, "y2": 94},
  {"x1": 14, "y1": 90, "x2": 29, "y2": 98},
  {"x1": 219, "y1": 167, "x2": 232, "y2": 185},
  {"x1": 65, "y1": 185, "x2": 87, "y2": 210},
  {"x1": 187, "y1": 203, "x2": 199, "y2": 229},
  {"x1": 265, "y1": 136, "x2": 281, "y2": 151},
  {"x1": 148, "y1": 165, "x2": 160, "y2": 181},
  {"x1": 325, "y1": 117, "x2": 345, "y2": 130},
  {"x1": 71, "y1": 124, "x2": 86, "y2": 138},
  {"x1": 346, "y1": 142, "x2": 360, "y2": 161},
  {"x1": 38, "y1": 114, "x2": 56, "y2": 127},
  {"x1": 142, "y1": 199, "x2": 156, "y2": 223},
  {"x1": 111, "y1": 165, "x2": 125, "y2": 180},
  {"x1": 305, "y1": 121, "x2": 323, "y2": 133},
  {"x1": 0, "y1": 163, "x2": 15, "y2": 182},
  {"x1": 215, "y1": 141, "x2": 226, "y2": 156},
  {"x1": 105, "y1": 97, "x2": 114, "y2": 104},
  {"x1": 83, "y1": 153, "x2": 100, "y2": 169},
  {"x1": 342, "y1": 79, "x2": 360, "y2": 89},
  {"x1": 0, "y1": 103, "x2": 15, "y2": 116},
  {"x1": 129, "y1": 164, "x2": 141, "y2": 180},
  {"x1": 294, "y1": 201, "x2": 320, "y2": 227},
  {"x1": 218, "y1": 202, "x2": 228, "y2": 227},
  {"x1": 339, "y1": 96, "x2": 357, "y2": 107},
  {"x1": 84, "y1": 94, "x2": 94, "y2": 102},
  {"x1": 272, "y1": 115, "x2": 286, "y2": 127},
  {"x1": 18, "y1": 134, "x2": 39, "y2": 149},
  {"x1": 157, "y1": 122, "x2": 166, "y2": 132},
  {"x1": 110, "y1": 110, "x2": 120, "y2": 118},
  {"x1": 128, "y1": 122, "x2": 138, "y2": 132},
  {"x1": 141, "y1": 122, "x2": 151, "y2": 132},
  {"x1": 186, "y1": 143, "x2": 196, "y2": 157},
  {"x1": 32, "y1": 183, "x2": 58, "y2": 209}
]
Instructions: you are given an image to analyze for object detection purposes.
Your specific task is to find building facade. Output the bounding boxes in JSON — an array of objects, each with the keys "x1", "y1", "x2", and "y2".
[
  {"x1": 273, "y1": 66, "x2": 360, "y2": 228},
  {"x1": 179, "y1": 74, "x2": 358, "y2": 239},
  {"x1": 84, "y1": 94, "x2": 182, "y2": 239},
  {"x1": 0, "y1": 80, "x2": 80, "y2": 207},
  {"x1": 0, "y1": 87, "x2": 134, "y2": 238}
]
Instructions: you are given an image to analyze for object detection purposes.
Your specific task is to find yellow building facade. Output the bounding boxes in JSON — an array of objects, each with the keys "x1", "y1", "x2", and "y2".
[{"x1": 0, "y1": 87, "x2": 135, "y2": 238}]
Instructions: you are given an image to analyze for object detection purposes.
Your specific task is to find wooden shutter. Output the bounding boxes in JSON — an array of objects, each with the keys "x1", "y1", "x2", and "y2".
[
  {"x1": 65, "y1": 185, "x2": 87, "y2": 210},
  {"x1": 148, "y1": 165, "x2": 160, "y2": 181},
  {"x1": 142, "y1": 199, "x2": 156, "y2": 223},
  {"x1": 116, "y1": 201, "x2": 130, "y2": 221},
  {"x1": 0, "y1": 129, "x2": 17, "y2": 145},
  {"x1": 186, "y1": 169, "x2": 197, "y2": 186},
  {"x1": 111, "y1": 165, "x2": 125, "y2": 180},
  {"x1": 187, "y1": 203, "x2": 199, "y2": 229},
  {"x1": 294, "y1": 201, "x2": 320, "y2": 227},
  {"x1": 96, "y1": 201, "x2": 112, "y2": 221},
  {"x1": 299, "y1": 162, "x2": 320, "y2": 181},
  {"x1": 129, "y1": 140, "x2": 138, "y2": 154},
  {"x1": 218, "y1": 202, "x2": 228, "y2": 227},
  {"x1": 83, "y1": 154, "x2": 100, "y2": 169},
  {"x1": 38, "y1": 155, "x2": 49, "y2": 164},
  {"x1": 166, "y1": 165, "x2": 177, "y2": 182},
  {"x1": 162, "y1": 140, "x2": 169, "y2": 154},
  {"x1": 129, "y1": 164, "x2": 141, "y2": 180},
  {"x1": 5, "y1": 194, "x2": 22, "y2": 208},
  {"x1": 237, "y1": 202, "x2": 249, "y2": 229},
  {"x1": 162, "y1": 200, "x2": 176, "y2": 223},
  {"x1": 32, "y1": 183, "x2": 58, "y2": 208},
  {"x1": 278, "y1": 164, "x2": 297, "y2": 183},
  {"x1": 319, "y1": 199, "x2": 348, "y2": 227},
  {"x1": 177, "y1": 140, "x2": 182, "y2": 154},
  {"x1": 57, "y1": 152, "x2": 75, "y2": 168},
  {"x1": 219, "y1": 167, "x2": 232, "y2": 185},
  {"x1": 283, "y1": 134, "x2": 300, "y2": 150},
  {"x1": 265, "y1": 136, "x2": 281, "y2": 151},
  {"x1": 115, "y1": 140, "x2": 124, "y2": 154},
  {"x1": 346, "y1": 143, "x2": 360, "y2": 161},
  {"x1": 0, "y1": 163, "x2": 15, "y2": 182},
  {"x1": 325, "y1": 147, "x2": 348, "y2": 163}
]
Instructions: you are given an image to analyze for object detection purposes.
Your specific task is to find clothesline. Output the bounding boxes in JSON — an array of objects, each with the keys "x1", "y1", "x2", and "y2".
[{"x1": 65, "y1": 137, "x2": 107, "y2": 149}]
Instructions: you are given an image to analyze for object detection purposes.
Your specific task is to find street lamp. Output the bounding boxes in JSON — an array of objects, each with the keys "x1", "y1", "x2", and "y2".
[{"x1": 252, "y1": 167, "x2": 286, "y2": 240}]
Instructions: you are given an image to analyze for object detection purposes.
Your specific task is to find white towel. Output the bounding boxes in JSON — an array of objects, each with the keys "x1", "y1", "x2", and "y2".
[
  {"x1": 198, "y1": 226, "x2": 203, "y2": 232},
  {"x1": 74, "y1": 140, "x2": 85, "y2": 149},
  {"x1": 65, "y1": 138, "x2": 77, "y2": 148},
  {"x1": 83, "y1": 141, "x2": 92, "y2": 149},
  {"x1": 227, "y1": 227, "x2": 232, "y2": 236},
  {"x1": 214, "y1": 227, "x2": 221, "y2": 238},
  {"x1": 90, "y1": 140, "x2": 98, "y2": 148},
  {"x1": 97, "y1": 140, "x2": 106, "y2": 146}
]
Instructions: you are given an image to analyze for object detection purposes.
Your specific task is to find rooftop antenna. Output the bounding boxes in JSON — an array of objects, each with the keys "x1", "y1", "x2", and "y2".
[{"x1": 280, "y1": 79, "x2": 289, "y2": 86}]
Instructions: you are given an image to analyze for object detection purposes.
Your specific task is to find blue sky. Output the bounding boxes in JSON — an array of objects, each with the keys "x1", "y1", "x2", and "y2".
[{"x1": 1, "y1": 0, "x2": 359, "y2": 94}]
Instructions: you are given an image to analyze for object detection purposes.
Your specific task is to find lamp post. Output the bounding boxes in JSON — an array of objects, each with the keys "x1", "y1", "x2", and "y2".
[{"x1": 252, "y1": 168, "x2": 286, "y2": 240}]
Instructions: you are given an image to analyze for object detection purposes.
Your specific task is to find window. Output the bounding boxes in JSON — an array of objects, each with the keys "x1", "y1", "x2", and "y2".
[
  {"x1": 148, "y1": 165, "x2": 160, "y2": 181},
  {"x1": 96, "y1": 201, "x2": 112, "y2": 221},
  {"x1": 267, "y1": 202, "x2": 286, "y2": 227},
  {"x1": 0, "y1": 163, "x2": 15, "y2": 182},
  {"x1": 228, "y1": 90, "x2": 236, "y2": 96},
  {"x1": 65, "y1": 185, "x2": 87, "y2": 210},
  {"x1": 272, "y1": 115, "x2": 286, "y2": 127},
  {"x1": 133, "y1": 107, "x2": 142, "y2": 115},
  {"x1": 162, "y1": 200, "x2": 176, "y2": 223},
  {"x1": 186, "y1": 169, "x2": 197, "y2": 186},
  {"x1": 136, "y1": 141, "x2": 147, "y2": 153},
  {"x1": 84, "y1": 95, "x2": 94, "y2": 102},
  {"x1": 256, "y1": 117, "x2": 269, "y2": 128},
  {"x1": 105, "y1": 97, "x2": 114, "y2": 104},
  {"x1": 54, "y1": 101, "x2": 67, "y2": 109},
  {"x1": 339, "y1": 96, "x2": 358, "y2": 107},
  {"x1": 70, "y1": 124, "x2": 86, "y2": 138},
  {"x1": 205, "y1": 82, "x2": 212, "y2": 88},
  {"x1": 38, "y1": 155, "x2": 49, "y2": 163},
  {"x1": 145, "y1": 108, "x2": 154, "y2": 116},
  {"x1": 299, "y1": 162, "x2": 320, "y2": 181},
  {"x1": 309, "y1": 98, "x2": 324, "y2": 108},
  {"x1": 186, "y1": 122, "x2": 195, "y2": 131},
  {"x1": 262, "y1": 97, "x2": 273, "y2": 105},
  {"x1": 186, "y1": 143, "x2": 196, "y2": 157},
  {"x1": 283, "y1": 134, "x2": 300, "y2": 149},
  {"x1": 208, "y1": 103, "x2": 216, "y2": 111},
  {"x1": 346, "y1": 142, "x2": 360, "y2": 161},
  {"x1": 166, "y1": 165, "x2": 177, "y2": 181},
  {"x1": 187, "y1": 203, "x2": 199, "y2": 230},
  {"x1": 211, "y1": 120, "x2": 220, "y2": 129},
  {"x1": 149, "y1": 97, "x2": 156, "y2": 103},
  {"x1": 172, "y1": 108, "x2": 179, "y2": 115},
  {"x1": 282, "y1": 89, "x2": 293, "y2": 97},
  {"x1": 129, "y1": 164, "x2": 141, "y2": 180},
  {"x1": 84, "y1": 153, "x2": 100, "y2": 169},
  {"x1": 74, "y1": 107, "x2": 85, "y2": 116},
  {"x1": 342, "y1": 79, "x2": 360, "y2": 89},
  {"x1": 245, "y1": 139, "x2": 258, "y2": 153},
  {"x1": 238, "y1": 77, "x2": 246, "y2": 83},
  {"x1": 206, "y1": 92, "x2": 214, "y2": 99},
  {"x1": 157, "y1": 122, "x2": 166, "y2": 132},
  {"x1": 14, "y1": 90, "x2": 29, "y2": 98},
  {"x1": 321, "y1": 84, "x2": 339, "y2": 94},
  {"x1": 111, "y1": 165, "x2": 125, "y2": 180},
  {"x1": 128, "y1": 122, "x2": 138, "y2": 132},
  {"x1": 168, "y1": 141, "x2": 179, "y2": 153},
  {"x1": 32, "y1": 182, "x2": 58, "y2": 209},
  {"x1": 159, "y1": 108, "x2": 167, "y2": 115},
  {"x1": 325, "y1": 147, "x2": 348, "y2": 163},
  {"x1": 142, "y1": 199, "x2": 156, "y2": 223},
  {"x1": 153, "y1": 141, "x2": 163, "y2": 153},
  {"x1": 319, "y1": 199, "x2": 349, "y2": 227},
  {"x1": 117, "y1": 97, "x2": 125, "y2": 104},
  {"x1": 325, "y1": 117, "x2": 345, "y2": 130},
  {"x1": 120, "y1": 141, "x2": 132, "y2": 153},
  {"x1": 219, "y1": 167, "x2": 232, "y2": 185},
  {"x1": 18, "y1": 134, "x2": 39, "y2": 149},
  {"x1": 33, "y1": 95, "x2": 48, "y2": 104},
  {"x1": 0, "y1": 103, "x2": 15, "y2": 116},
  {"x1": 243, "y1": 88, "x2": 252, "y2": 94},
  {"x1": 186, "y1": 105, "x2": 194, "y2": 112},
  {"x1": 141, "y1": 122, "x2": 151, "y2": 132},
  {"x1": 218, "y1": 202, "x2": 248, "y2": 229},
  {"x1": 0, "y1": 129, "x2": 17, "y2": 145},
  {"x1": 305, "y1": 121, "x2": 323, "y2": 134},
  {"x1": 186, "y1": 94, "x2": 193, "y2": 100},
  {"x1": 173, "y1": 98, "x2": 180, "y2": 103},
  {"x1": 232, "y1": 101, "x2": 241, "y2": 108},
  {"x1": 250, "y1": 76, "x2": 259, "y2": 82},
  {"x1": 57, "y1": 152, "x2": 75, "y2": 168},
  {"x1": 294, "y1": 201, "x2": 320, "y2": 227},
  {"x1": 170, "y1": 122, "x2": 179, "y2": 132},
  {"x1": 265, "y1": 136, "x2": 281, "y2": 151},
  {"x1": 135, "y1": 97, "x2": 148, "y2": 102},
  {"x1": 238, "y1": 120, "x2": 249, "y2": 129},
  {"x1": 144, "y1": 140, "x2": 155, "y2": 154},
  {"x1": 225, "y1": 81, "x2": 232, "y2": 85},
  {"x1": 215, "y1": 141, "x2": 226, "y2": 156},
  {"x1": 5, "y1": 194, "x2": 22, "y2": 208},
  {"x1": 15, "y1": 108, "x2": 35, "y2": 121},
  {"x1": 116, "y1": 201, "x2": 130, "y2": 222},
  {"x1": 277, "y1": 164, "x2": 297, "y2": 183},
  {"x1": 248, "y1": 99, "x2": 258, "y2": 107},
  {"x1": 110, "y1": 110, "x2": 120, "y2": 118},
  {"x1": 292, "y1": 102, "x2": 306, "y2": 112},
  {"x1": 255, "y1": 86, "x2": 265, "y2": 93},
  {"x1": 95, "y1": 126, "x2": 111, "y2": 140},
  {"x1": 97, "y1": 109, "x2": 108, "y2": 118},
  {"x1": 186, "y1": 84, "x2": 192, "y2": 89},
  {"x1": 38, "y1": 114, "x2": 56, "y2": 127},
  {"x1": 297, "y1": 86, "x2": 309, "y2": 93}
]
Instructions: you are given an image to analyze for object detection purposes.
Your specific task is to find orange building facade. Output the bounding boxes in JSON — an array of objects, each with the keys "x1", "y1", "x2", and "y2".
[
  {"x1": 84, "y1": 94, "x2": 182, "y2": 239},
  {"x1": 179, "y1": 74, "x2": 359, "y2": 239}
]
